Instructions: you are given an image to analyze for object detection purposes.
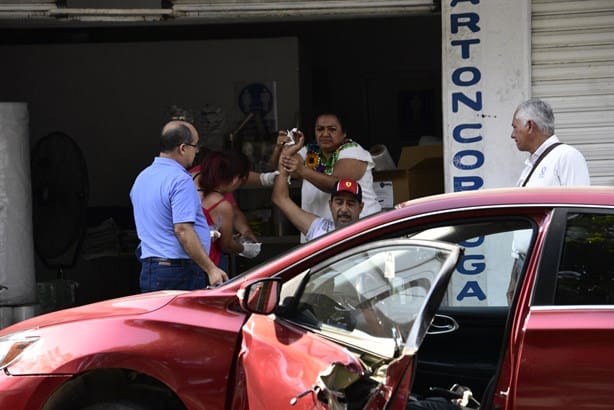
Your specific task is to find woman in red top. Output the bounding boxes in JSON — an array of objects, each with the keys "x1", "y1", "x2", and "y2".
[{"x1": 197, "y1": 151, "x2": 250, "y2": 266}]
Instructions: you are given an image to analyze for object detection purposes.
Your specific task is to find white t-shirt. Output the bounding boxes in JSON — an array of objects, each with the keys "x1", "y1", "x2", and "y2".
[
  {"x1": 305, "y1": 217, "x2": 335, "y2": 241},
  {"x1": 298, "y1": 141, "x2": 381, "y2": 242},
  {"x1": 513, "y1": 135, "x2": 591, "y2": 258}
]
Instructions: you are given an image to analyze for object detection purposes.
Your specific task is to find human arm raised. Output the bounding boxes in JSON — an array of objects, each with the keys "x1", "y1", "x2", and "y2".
[
  {"x1": 174, "y1": 222, "x2": 228, "y2": 286},
  {"x1": 270, "y1": 129, "x2": 302, "y2": 170},
  {"x1": 272, "y1": 152, "x2": 318, "y2": 236}
]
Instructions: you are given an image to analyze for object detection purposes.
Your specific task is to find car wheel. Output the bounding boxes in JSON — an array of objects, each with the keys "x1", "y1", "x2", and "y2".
[
  {"x1": 42, "y1": 369, "x2": 185, "y2": 410},
  {"x1": 83, "y1": 399, "x2": 151, "y2": 410}
]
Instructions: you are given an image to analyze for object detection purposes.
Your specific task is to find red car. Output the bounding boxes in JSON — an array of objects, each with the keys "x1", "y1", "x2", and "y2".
[{"x1": 0, "y1": 186, "x2": 613, "y2": 409}]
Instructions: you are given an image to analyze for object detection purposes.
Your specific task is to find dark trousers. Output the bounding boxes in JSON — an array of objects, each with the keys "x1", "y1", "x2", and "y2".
[{"x1": 140, "y1": 258, "x2": 208, "y2": 292}]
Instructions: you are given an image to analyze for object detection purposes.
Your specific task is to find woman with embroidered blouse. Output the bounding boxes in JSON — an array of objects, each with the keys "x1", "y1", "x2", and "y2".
[{"x1": 272, "y1": 112, "x2": 381, "y2": 242}]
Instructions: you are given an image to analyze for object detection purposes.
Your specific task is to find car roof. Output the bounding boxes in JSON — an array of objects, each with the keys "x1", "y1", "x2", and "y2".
[
  {"x1": 397, "y1": 186, "x2": 614, "y2": 212},
  {"x1": 343, "y1": 186, "x2": 614, "y2": 239}
]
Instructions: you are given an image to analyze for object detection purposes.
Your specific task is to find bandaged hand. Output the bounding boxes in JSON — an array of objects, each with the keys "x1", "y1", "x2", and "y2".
[
  {"x1": 259, "y1": 171, "x2": 280, "y2": 187},
  {"x1": 239, "y1": 241, "x2": 261, "y2": 259}
]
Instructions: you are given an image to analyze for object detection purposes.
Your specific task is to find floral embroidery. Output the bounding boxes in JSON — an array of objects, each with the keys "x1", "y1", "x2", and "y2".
[
  {"x1": 305, "y1": 139, "x2": 359, "y2": 175},
  {"x1": 306, "y1": 151, "x2": 320, "y2": 171}
]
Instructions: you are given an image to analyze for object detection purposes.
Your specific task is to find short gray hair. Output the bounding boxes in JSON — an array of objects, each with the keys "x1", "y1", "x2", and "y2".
[{"x1": 515, "y1": 98, "x2": 555, "y2": 136}]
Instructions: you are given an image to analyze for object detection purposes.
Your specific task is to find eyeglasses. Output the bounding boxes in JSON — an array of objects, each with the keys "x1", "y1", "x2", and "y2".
[{"x1": 182, "y1": 143, "x2": 199, "y2": 151}]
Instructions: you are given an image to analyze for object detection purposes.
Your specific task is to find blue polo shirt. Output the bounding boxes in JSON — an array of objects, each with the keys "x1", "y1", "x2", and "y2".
[{"x1": 130, "y1": 157, "x2": 211, "y2": 259}]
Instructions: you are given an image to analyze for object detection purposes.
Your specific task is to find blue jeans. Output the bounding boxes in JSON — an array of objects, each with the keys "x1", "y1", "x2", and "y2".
[
  {"x1": 218, "y1": 253, "x2": 229, "y2": 271},
  {"x1": 140, "y1": 259, "x2": 208, "y2": 292}
]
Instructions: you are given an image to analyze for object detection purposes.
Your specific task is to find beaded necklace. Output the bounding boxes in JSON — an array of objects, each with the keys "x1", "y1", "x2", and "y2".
[{"x1": 305, "y1": 139, "x2": 359, "y2": 174}]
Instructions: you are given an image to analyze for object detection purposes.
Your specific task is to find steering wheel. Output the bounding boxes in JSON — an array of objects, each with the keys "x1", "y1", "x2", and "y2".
[
  {"x1": 302, "y1": 293, "x2": 357, "y2": 331},
  {"x1": 354, "y1": 270, "x2": 386, "y2": 303}
]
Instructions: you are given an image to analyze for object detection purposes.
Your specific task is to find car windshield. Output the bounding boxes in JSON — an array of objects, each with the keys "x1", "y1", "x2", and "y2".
[{"x1": 283, "y1": 240, "x2": 458, "y2": 358}]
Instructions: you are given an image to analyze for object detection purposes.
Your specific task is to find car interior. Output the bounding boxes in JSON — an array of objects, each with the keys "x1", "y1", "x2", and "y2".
[{"x1": 408, "y1": 219, "x2": 534, "y2": 406}]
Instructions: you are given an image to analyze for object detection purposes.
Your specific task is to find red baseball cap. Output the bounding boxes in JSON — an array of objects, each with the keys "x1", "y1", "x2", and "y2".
[{"x1": 331, "y1": 179, "x2": 362, "y2": 202}]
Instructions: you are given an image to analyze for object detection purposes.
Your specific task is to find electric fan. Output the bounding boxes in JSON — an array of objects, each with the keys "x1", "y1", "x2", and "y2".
[{"x1": 30, "y1": 131, "x2": 89, "y2": 277}]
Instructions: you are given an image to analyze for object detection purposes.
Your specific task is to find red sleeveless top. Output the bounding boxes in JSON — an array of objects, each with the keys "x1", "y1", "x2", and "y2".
[{"x1": 202, "y1": 196, "x2": 228, "y2": 267}]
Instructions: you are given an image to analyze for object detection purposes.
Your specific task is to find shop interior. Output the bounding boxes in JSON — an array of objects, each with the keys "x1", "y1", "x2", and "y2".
[{"x1": 0, "y1": 13, "x2": 443, "y2": 308}]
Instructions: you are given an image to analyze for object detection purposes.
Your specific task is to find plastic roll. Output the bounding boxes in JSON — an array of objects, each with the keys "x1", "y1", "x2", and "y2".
[
  {"x1": 0, "y1": 103, "x2": 36, "y2": 306},
  {"x1": 369, "y1": 144, "x2": 396, "y2": 170}
]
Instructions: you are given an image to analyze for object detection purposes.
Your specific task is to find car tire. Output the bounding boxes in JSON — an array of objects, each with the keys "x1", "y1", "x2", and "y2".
[
  {"x1": 83, "y1": 399, "x2": 151, "y2": 410},
  {"x1": 42, "y1": 369, "x2": 185, "y2": 410}
]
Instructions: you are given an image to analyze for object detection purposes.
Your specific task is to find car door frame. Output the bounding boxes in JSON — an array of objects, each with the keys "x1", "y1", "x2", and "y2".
[{"x1": 506, "y1": 206, "x2": 614, "y2": 409}]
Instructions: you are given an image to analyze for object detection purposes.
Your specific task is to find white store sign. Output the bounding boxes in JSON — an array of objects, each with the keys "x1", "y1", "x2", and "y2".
[{"x1": 442, "y1": 0, "x2": 530, "y2": 306}]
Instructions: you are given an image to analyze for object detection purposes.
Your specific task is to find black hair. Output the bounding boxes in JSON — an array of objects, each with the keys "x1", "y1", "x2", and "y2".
[
  {"x1": 313, "y1": 109, "x2": 347, "y2": 133},
  {"x1": 160, "y1": 123, "x2": 193, "y2": 153}
]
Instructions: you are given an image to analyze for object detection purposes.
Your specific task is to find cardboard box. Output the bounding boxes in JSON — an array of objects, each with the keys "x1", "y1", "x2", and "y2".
[{"x1": 373, "y1": 144, "x2": 443, "y2": 207}]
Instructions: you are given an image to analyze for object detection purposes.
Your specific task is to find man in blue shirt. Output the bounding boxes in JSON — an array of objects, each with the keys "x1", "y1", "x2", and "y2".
[{"x1": 130, "y1": 120, "x2": 228, "y2": 291}]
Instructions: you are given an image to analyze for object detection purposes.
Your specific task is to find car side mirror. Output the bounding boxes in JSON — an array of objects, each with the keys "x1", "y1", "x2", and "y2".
[{"x1": 238, "y1": 278, "x2": 281, "y2": 314}]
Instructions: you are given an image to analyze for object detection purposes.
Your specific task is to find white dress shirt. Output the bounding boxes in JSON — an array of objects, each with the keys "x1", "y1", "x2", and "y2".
[
  {"x1": 513, "y1": 135, "x2": 591, "y2": 259},
  {"x1": 516, "y1": 135, "x2": 591, "y2": 187}
]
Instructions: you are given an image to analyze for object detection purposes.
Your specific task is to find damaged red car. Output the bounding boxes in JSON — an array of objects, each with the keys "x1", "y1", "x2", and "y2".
[{"x1": 1, "y1": 186, "x2": 613, "y2": 410}]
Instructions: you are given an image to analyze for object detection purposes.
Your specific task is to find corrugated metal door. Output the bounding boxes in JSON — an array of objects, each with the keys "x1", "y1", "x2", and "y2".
[
  {"x1": 531, "y1": 0, "x2": 614, "y2": 186},
  {"x1": 171, "y1": 0, "x2": 437, "y2": 20}
]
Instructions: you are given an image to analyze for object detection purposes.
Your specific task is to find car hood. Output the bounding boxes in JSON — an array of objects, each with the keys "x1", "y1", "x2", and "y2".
[{"x1": 0, "y1": 290, "x2": 186, "y2": 335}]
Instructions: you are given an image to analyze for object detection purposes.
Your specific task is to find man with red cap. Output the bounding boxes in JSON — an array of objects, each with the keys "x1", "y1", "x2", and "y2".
[{"x1": 273, "y1": 164, "x2": 365, "y2": 241}]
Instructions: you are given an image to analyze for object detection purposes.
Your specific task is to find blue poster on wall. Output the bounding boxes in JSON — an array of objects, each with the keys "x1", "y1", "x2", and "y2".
[{"x1": 235, "y1": 81, "x2": 278, "y2": 134}]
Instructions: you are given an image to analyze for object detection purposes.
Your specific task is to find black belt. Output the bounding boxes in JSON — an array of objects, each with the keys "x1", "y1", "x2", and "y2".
[{"x1": 143, "y1": 257, "x2": 193, "y2": 266}]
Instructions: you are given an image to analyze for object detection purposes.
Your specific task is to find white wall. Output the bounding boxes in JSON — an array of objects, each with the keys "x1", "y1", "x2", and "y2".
[
  {"x1": 442, "y1": 0, "x2": 530, "y2": 191},
  {"x1": 0, "y1": 37, "x2": 299, "y2": 207},
  {"x1": 441, "y1": 0, "x2": 531, "y2": 307}
]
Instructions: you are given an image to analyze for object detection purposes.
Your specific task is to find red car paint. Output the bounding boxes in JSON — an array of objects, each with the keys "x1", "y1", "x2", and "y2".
[{"x1": 0, "y1": 186, "x2": 612, "y2": 409}]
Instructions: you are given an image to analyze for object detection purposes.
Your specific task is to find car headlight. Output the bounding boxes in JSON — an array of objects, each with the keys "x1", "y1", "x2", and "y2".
[{"x1": 0, "y1": 332, "x2": 40, "y2": 369}]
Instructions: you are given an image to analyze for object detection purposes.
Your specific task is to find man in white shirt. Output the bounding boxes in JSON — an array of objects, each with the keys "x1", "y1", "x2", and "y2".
[
  {"x1": 507, "y1": 98, "x2": 591, "y2": 302},
  {"x1": 511, "y1": 98, "x2": 590, "y2": 187}
]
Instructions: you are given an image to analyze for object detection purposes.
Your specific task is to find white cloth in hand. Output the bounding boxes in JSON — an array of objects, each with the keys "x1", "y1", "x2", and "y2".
[
  {"x1": 259, "y1": 171, "x2": 279, "y2": 187},
  {"x1": 210, "y1": 229, "x2": 221, "y2": 241},
  {"x1": 239, "y1": 241, "x2": 261, "y2": 259}
]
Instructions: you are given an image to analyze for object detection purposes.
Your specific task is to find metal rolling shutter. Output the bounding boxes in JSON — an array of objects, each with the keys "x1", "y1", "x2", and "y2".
[
  {"x1": 531, "y1": 0, "x2": 614, "y2": 186},
  {"x1": 171, "y1": 0, "x2": 437, "y2": 21},
  {"x1": 0, "y1": 1, "x2": 437, "y2": 22}
]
